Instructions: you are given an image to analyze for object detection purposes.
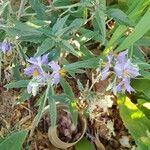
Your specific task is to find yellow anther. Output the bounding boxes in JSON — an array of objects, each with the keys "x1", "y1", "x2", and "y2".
[
  {"x1": 59, "y1": 68, "x2": 66, "y2": 77},
  {"x1": 33, "y1": 70, "x2": 39, "y2": 77},
  {"x1": 124, "y1": 70, "x2": 129, "y2": 77}
]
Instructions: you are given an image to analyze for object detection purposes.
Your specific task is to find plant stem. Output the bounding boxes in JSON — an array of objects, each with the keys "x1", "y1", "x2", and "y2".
[{"x1": 17, "y1": 0, "x2": 26, "y2": 20}]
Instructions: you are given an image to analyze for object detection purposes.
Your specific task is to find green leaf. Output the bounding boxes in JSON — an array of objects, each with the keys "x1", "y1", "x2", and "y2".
[
  {"x1": 107, "y1": 8, "x2": 134, "y2": 26},
  {"x1": 137, "y1": 99, "x2": 150, "y2": 120},
  {"x1": 131, "y1": 79, "x2": 150, "y2": 98},
  {"x1": 104, "y1": 0, "x2": 148, "y2": 53},
  {"x1": 7, "y1": 22, "x2": 43, "y2": 43},
  {"x1": 12, "y1": 58, "x2": 21, "y2": 81},
  {"x1": 94, "y1": 9, "x2": 106, "y2": 44},
  {"x1": 35, "y1": 38, "x2": 55, "y2": 56},
  {"x1": 52, "y1": 15, "x2": 69, "y2": 35},
  {"x1": 48, "y1": 48, "x2": 61, "y2": 60},
  {"x1": 77, "y1": 79, "x2": 84, "y2": 91},
  {"x1": 116, "y1": 8, "x2": 150, "y2": 51},
  {"x1": 60, "y1": 40, "x2": 79, "y2": 57},
  {"x1": 34, "y1": 93, "x2": 46, "y2": 126},
  {"x1": 118, "y1": 97, "x2": 150, "y2": 149},
  {"x1": 80, "y1": 45, "x2": 94, "y2": 59},
  {"x1": 0, "y1": 130, "x2": 28, "y2": 150},
  {"x1": 79, "y1": 28, "x2": 103, "y2": 42},
  {"x1": 17, "y1": 91, "x2": 32, "y2": 104},
  {"x1": 64, "y1": 57, "x2": 100, "y2": 71},
  {"x1": 136, "y1": 37, "x2": 150, "y2": 47},
  {"x1": 75, "y1": 137, "x2": 95, "y2": 150},
  {"x1": 60, "y1": 77, "x2": 74, "y2": 99},
  {"x1": 47, "y1": 85, "x2": 57, "y2": 128},
  {"x1": 5, "y1": 80, "x2": 30, "y2": 89},
  {"x1": 60, "y1": 78, "x2": 77, "y2": 125},
  {"x1": 29, "y1": 0, "x2": 46, "y2": 19}
]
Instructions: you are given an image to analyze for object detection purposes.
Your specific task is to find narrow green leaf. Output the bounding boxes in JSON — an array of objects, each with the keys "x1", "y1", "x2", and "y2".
[
  {"x1": 35, "y1": 38, "x2": 55, "y2": 56},
  {"x1": 104, "y1": 0, "x2": 148, "y2": 53},
  {"x1": 60, "y1": 78, "x2": 78, "y2": 125},
  {"x1": 60, "y1": 77, "x2": 74, "y2": 99},
  {"x1": 64, "y1": 57, "x2": 100, "y2": 71},
  {"x1": 104, "y1": 26, "x2": 127, "y2": 53},
  {"x1": 94, "y1": 9, "x2": 106, "y2": 44},
  {"x1": 34, "y1": 93, "x2": 46, "y2": 126},
  {"x1": 60, "y1": 40, "x2": 79, "y2": 57},
  {"x1": 77, "y1": 79, "x2": 84, "y2": 91},
  {"x1": 29, "y1": 0, "x2": 46, "y2": 19},
  {"x1": 116, "y1": 8, "x2": 150, "y2": 51},
  {"x1": 48, "y1": 48, "x2": 60, "y2": 60},
  {"x1": 12, "y1": 58, "x2": 21, "y2": 81},
  {"x1": 0, "y1": 130, "x2": 28, "y2": 150},
  {"x1": 107, "y1": 8, "x2": 134, "y2": 26},
  {"x1": 52, "y1": 15, "x2": 69, "y2": 34},
  {"x1": 5, "y1": 80, "x2": 30, "y2": 89},
  {"x1": 79, "y1": 28, "x2": 103, "y2": 42},
  {"x1": 47, "y1": 85, "x2": 57, "y2": 128},
  {"x1": 136, "y1": 37, "x2": 150, "y2": 47}
]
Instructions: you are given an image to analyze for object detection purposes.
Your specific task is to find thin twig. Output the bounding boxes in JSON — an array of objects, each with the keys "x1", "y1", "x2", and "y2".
[{"x1": 17, "y1": 0, "x2": 26, "y2": 20}]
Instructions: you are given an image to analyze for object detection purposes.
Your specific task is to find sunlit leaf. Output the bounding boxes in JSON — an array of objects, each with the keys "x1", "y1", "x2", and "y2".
[{"x1": 0, "y1": 130, "x2": 28, "y2": 150}]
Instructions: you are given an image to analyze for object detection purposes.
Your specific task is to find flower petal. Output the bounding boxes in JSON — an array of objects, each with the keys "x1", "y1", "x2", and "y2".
[
  {"x1": 100, "y1": 65, "x2": 110, "y2": 80},
  {"x1": 51, "y1": 72, "x2": 60, "y2": 85},
  {"x1": 24, "y1": 66, "x2": 40, "y2": 76},
  {"x1": 49, "y1": 61, "x2": 61, "y2": 72},
  {"x1": 0, "y1": 42, "x2": 13, "y2": 53},
  {"x1": 27, "y1": 82, "x2": 32, "y2": 94},
  {"x1": 116, "y1": 50, "x2": 128, "y2": 63}
]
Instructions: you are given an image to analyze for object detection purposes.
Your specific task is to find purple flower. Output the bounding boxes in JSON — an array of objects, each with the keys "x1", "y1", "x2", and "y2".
[
  {"x1": 100, "y1": 54, "x2": 113, "y2": 80},
  {"x1": 115, "y1": 50, "x2": 128, "y2": 63},
  {"x1": 98, "y1": 50, "x2": 140, "y2": 95},
  {"x1": 113, "y1": 78, "x2": 134, "y2": 94},
  {"x1": 0, "y1": 42, "x2": 13, "y2": 54},
  {"x1": 114, "y1": 59, "x2": 140, "y2": 79},
  {"x1": 27, "y1": 54, "x2": 48, "y2": 66},
  {"x1": 48, "y1": 61, "x2": 61, "y2": 85},
  {"x1": 24, "y1": 54, "x2": 49, "y2": 79}
]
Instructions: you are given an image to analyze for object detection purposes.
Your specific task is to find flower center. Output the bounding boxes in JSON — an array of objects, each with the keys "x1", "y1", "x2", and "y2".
[
  {"x1": 59, "y1": 69, "x2": 66, "y2": 77},
  {"x1": 124, "y1": 69, "x2": 129, "y2": 77},
  {"x1": 33, "y1": 70, "x2": 39, "y2": 77}
]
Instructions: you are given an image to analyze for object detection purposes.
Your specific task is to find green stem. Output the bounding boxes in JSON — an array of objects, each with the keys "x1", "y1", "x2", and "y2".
[{"x1": 17, "y1": 0, "x2": 26, "y2": 20}]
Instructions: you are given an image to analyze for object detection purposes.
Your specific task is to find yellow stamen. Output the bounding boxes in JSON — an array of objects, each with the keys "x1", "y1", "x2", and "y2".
[
  {"x1": 124, "y1": 70, "x2": 129, "y2": 77},
  {"x1": 59, "y1": 68, "x2": 66, "y2": 77},
  {"x1": 33, "y1": 70, "x2": 39, "y2": 77}
]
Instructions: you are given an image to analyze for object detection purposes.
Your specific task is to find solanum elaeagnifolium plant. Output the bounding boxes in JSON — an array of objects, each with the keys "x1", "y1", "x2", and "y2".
[{"x1": 0, "y1": 0, "x2": 150, "y2": 149}]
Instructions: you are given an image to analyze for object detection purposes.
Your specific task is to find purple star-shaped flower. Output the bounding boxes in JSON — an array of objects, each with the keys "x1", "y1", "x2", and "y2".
[
  {"x1": 114, "y1": 59, "x2": 140, "y2": 79},
  {"x1": 48, "y1": 61, "x2": 61, "y2": 85},
  {"x1": 113, "y1": 78, "x2": 134, "y2": 94},
  {"x1": 113, "y1": 50, "x2": 140, "y2": 94},
  {"x1": 100, "y1": 54, "x2": 113, "y2": 80},
  {"x1": 0, "y1": 42, "x2": 13, "y2": 54},
  {"x1": 24, "y1": 54, "x2": 49, "y2": 79}
]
